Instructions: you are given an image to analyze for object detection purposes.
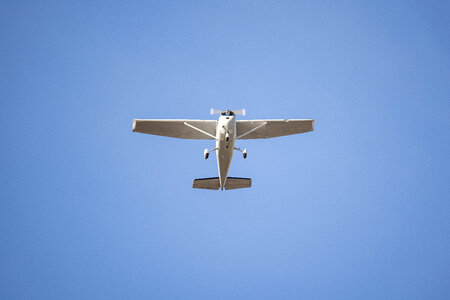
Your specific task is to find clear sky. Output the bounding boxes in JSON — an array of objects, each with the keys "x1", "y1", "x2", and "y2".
[{"x1": 1, "y1": 1, "x2": 449, "y2": 299}]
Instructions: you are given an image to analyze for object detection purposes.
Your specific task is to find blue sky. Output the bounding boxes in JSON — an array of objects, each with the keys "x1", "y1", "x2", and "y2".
[{"x1": 1, "y1": 1, "x2": 449, "y2": 299}]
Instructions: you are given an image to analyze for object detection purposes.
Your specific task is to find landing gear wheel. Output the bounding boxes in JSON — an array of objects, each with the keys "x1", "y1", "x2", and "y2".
[{"x1": 243, "y1": 149, "x2": 247, "y2": 159}]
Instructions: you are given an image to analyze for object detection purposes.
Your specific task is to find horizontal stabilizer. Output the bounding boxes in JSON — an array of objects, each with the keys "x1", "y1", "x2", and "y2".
[
  {"x1": 224, "y1": 177, "x2": 252, "y2": 190},
  {"x1": 192, "y1": 177, "x2": 220, "y2": 190},
  {"x1": 193, "y1": 177, "x2": 252, "y2": 190}
]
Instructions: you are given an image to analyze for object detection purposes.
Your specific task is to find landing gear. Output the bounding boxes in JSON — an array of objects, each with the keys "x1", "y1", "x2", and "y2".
[
  {"x1": 204, "y1": 148, "x2": 218, "y2": 159},
  {"x1": 222, "y1": 125, "x2": 230, "y2": 142},
  {"x1": 234, "y1": 147, "x2": 247, "y2": 159}
]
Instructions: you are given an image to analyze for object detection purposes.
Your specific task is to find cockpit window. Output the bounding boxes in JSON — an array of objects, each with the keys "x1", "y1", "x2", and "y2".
[{"x1": 221, "y1": 111, "x2": 234, "y2": 116}]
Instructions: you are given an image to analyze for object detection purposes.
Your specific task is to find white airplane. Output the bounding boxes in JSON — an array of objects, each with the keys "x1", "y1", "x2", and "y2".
[{"x1": 132, "y1": 109, "x2": 314, "y2": 190}]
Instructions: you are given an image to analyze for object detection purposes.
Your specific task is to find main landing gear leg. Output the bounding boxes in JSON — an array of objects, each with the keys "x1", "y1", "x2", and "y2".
[
  {"x1": 234, "y1": 147, "x2": 247, "y2": 159},
  {"x1": 204, "y1": 148, "x2": 218, "y2": 159}
]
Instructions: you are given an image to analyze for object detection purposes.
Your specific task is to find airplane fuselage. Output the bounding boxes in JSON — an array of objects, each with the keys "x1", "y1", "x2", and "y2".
[{"x1": 216, "y1": 114, "x2": 236, "y2": 190}]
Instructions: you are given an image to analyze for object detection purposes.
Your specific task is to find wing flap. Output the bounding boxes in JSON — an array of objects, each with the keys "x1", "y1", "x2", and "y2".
[
  {"x1": 133, "y1": 119, "x2": 217, "y2": 139},
  {"x1": 236, "y1": 119, "x2": 314, "y2": 139}
]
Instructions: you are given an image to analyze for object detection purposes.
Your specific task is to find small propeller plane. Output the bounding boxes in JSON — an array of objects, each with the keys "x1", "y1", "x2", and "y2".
[{"x1": 132, "y1": 109, "x2": 314, "y2": 190}]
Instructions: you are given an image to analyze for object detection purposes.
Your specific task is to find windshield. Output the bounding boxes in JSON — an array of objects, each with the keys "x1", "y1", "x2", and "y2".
[{"x1": 221, "y1": 111, "x2": 234, "y2": 116}]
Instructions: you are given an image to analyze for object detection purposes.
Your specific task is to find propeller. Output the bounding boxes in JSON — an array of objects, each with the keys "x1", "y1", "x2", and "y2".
[
  {"x1": 210, "y1": 108, "x2": 223, "y2": 115},
  {"x1": 234, "y1": 109, "x2": 246, "y2": 116},
  {"x1": 210, "y1": 108, "x2": 246, "y2": 116}
]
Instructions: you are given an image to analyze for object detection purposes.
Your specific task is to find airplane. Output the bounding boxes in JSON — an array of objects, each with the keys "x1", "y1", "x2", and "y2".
[{"x1": 132, "y1": 109, "x2": 314, "y2": 190}]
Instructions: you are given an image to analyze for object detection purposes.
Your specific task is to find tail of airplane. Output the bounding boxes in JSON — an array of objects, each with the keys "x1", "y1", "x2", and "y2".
[{"x1": 193, "y1": 177, "x2": 252, "y2": 190}]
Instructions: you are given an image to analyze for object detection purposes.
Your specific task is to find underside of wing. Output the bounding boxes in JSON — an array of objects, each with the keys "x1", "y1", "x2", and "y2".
[
  {"x1": 236, "y1": 119, "x2": 314, "y2": 139},
  {"x1": 132, "y1": 119, "x2": 217, "y2": 139}
]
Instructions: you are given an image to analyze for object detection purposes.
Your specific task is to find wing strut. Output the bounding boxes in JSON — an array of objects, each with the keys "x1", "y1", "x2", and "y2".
[
  {"x1": 184, "y1": 122, "x2": 218, "y2": 140},
  {"x1": 236, "y1": 122, "x2": 267, "y2": 139}
]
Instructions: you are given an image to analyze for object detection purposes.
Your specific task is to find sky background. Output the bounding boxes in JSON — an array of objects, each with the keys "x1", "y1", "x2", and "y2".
[{"x1": 1, "y1": 1, "x2": 449, "y2": 299}]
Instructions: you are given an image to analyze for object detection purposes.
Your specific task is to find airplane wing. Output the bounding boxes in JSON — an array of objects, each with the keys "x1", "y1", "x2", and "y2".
[
  {"x1": 132, "y1": 119, "x2": 217, "y2": 139},
  {"x1": 236, "y1": 119, "x2": 314, "y2": 139}
]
